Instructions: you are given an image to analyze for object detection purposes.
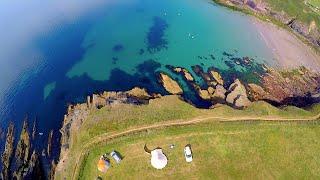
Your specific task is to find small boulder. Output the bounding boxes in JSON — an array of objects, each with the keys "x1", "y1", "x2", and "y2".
[
  {"x1": 209, "y1": 70, "x2": 224, "y2": 85},
  {"x1": 198, "y1": 89, "x2": 211, "y2": 100}
]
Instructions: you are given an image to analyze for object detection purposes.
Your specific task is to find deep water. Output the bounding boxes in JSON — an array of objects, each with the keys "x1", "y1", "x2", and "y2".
[{"x1": 0, "y1": 0, "x2": 277, "y2": 170}]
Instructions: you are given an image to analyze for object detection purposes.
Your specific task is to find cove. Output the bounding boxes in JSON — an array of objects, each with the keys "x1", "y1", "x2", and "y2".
[{"x1": 0, "y1": 0, "x2": 278, "y2": 167}]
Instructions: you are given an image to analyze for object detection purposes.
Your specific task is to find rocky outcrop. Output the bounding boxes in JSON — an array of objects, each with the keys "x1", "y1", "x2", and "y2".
[
  {"x1": 13, "y1": 120, "x2": 31, "y2": 179},
  {"x1": 158, "y1": 73, "x2": 183, "y2": 95},
  {"x1": 209, "y1": 70, "x2": 224, "y2": 85},
  {"x1": 247, "y1": 83, "x2": 279, "y2": 103},
  {"x1": 47, "y1": 130, "x2": 53, "y2": 157},
  {"x1": 181, "y1": 69, "x2": 194, "y2": 82},
  {"x1": 166, "y1": 65, "x2": 195, "y2": 82},
  {"x1": 212, "y1": 85, "x2": 227, "y2": 102},
  {"x1": 1, "y1": 123, "x2": 14, "y2": 180},
  {"x1": 126, "y1": 87, "x2": 152, "y2": 100},
  {"x1": 14, "y1": 120, "x2": 31, "y2": 169},
  {"x1": 32, "y1": 119, "x2": 36, "y2": 140},
  {"x1": 226, "y1": 79, "x2": 251, "y2": 108},
  {"x1": 260, "y1": 67, "x2": 320, "y2": 106},
  {"x1": 192, "y1": 65, "x2": 216, "y2": 86},
  {"x1": 49, "y1": 160, "x2": 57, "y2": 180},
  {"x1": 88, "y1": 87, "x2": 153, "y2": 109},
  {"x1": 23, "y1": 151, "x2": 45, "y2": 180},
  {"x1": 58, "y1": 87, "x2": 154, "y2": 175}
]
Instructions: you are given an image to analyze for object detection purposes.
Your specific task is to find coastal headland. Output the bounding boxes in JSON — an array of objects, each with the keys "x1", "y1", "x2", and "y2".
[{"x1": 1, "y1": 1, "x2": 320, "y2": 179}]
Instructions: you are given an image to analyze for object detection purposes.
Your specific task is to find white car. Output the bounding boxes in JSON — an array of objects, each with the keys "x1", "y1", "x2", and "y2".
[
  {"x1": 110, "y1": 151, "x2": 122, "y2": 164},
  {"x1": 184, "y1": 145, "x2": 193, "y2": 162}
]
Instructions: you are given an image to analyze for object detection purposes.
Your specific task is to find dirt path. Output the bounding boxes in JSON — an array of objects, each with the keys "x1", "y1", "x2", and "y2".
[{"x1": 59, "y1": 113, "x2": 320, "y2": 180}]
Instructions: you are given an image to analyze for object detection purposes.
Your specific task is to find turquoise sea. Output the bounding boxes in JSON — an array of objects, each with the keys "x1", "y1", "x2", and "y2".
[{"x1": 0, "y1": 0, "x2": 276, "y2": 165}]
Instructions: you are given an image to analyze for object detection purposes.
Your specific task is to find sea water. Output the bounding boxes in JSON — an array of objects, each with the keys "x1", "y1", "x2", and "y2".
[{"x1": 0, "y1": 0, "x2": 274, "y2": 163}]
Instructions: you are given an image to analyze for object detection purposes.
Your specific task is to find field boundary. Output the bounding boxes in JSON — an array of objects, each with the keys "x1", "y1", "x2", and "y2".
[{"x1": 69, "y1": 113, "x2": 320, "y2": 180}]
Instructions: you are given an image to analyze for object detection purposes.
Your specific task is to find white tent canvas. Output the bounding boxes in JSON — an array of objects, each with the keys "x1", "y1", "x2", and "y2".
[{"x1": 150, "y1": 149, "x2": 168, "y2": 169}]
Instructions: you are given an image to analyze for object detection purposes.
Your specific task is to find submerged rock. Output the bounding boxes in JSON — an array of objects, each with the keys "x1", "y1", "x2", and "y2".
[
  {"x1": 158, "y1": 72, "x2": 183, "y2": 95},
  {"x1": 167, "y1": 65, "x2": 194, "y2": 82},
  {"x1": 226, "y1": 79, "x2": 251, "y2": 108}
]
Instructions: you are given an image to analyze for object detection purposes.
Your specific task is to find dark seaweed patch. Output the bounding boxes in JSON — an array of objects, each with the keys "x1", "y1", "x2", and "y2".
[
  {"x1": 222, "y1": 51, "x2": 233, "y2": 57},
  {"x1": 139, "y1": 49, "x2": 145, "y2": 55},
  {"x1": 112, "y1": 57, "x2": 118, "y2": 64},
  {"x1": 146, "y1": 16, "x2": 168, "y2": 53},
  {"x1": 210, "y1": 54, "x2": 215, "y2": 60},
  {"x1": 112, "y1": 44, "x2": 124, "y2": 52}
]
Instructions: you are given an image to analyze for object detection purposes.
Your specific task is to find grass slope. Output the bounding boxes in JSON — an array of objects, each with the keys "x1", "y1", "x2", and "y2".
[
  {"x1": 266, "y1": 0, "x2": 320, "y2": 25},
  {"x1": 79, "y1": 122, "x2": 320, "y2": 179},
  {"x1": 55, "y1": 96, "x2": 320, "y2": 179}
]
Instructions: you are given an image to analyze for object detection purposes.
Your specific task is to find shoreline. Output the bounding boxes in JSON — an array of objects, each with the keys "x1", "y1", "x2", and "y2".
[
  {"x1": 211, "y1": 0, "x2": 320, "y2": 71},
  {"x1": 55, "y1": 90, "x2": 320, "y2": 179},
  {"x1": 251, "y1": 18, "x2": 320, "y2": 72}
]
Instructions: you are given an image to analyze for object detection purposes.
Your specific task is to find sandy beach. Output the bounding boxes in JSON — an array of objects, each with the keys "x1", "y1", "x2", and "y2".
[{"x1": 252, "y1": 19, "x2": 320, "y2": 72}]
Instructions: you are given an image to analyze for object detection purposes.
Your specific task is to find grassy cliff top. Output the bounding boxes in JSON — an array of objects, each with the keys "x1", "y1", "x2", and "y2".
[
  {"x1": 55, "y1": 95, "x2": 320, "y2": 179},
  {"x1": 266, "y1": 0, "x2": 320, "y2": 26}
]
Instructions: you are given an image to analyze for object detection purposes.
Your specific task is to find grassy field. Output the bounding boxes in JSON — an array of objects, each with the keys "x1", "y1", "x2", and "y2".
[
  {"x1": 308, "y1": 0, "x2": 320, "y2": 10},
  {"x1": 79, "y1": 122, "x2": 320, "y2": 179},
  {"x1": 266, "y1": 0, "x2": 320, "y2": 25},
  {"x1": 71, "y1": 96, "x2": 320, "y2": 151},
  {"x1": 55, "y1": 96, "x2": 320, "y2": 179}
]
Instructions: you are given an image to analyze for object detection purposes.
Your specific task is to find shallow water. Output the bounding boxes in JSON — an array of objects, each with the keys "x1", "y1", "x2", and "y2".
[{"x1": 0, "y1": 0, "x2": 276, "y2": 163}]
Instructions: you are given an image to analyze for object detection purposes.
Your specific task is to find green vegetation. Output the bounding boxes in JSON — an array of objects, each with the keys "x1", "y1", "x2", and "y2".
[
  {"x1": 73, "y1": 96, "x2": 318, "y2": 151},
  {"x1": 266, "y1": 0, "x2": 320, "y2": 25},
  {"x1": 79, "y1": 122, "x2": 320, "y2": 179},
  {"x1": 55, "y1": 96, "x2": 320, "y2": 179},
  {"x1": 306, "y1": 0, "x2": 320, "y2": 14}
]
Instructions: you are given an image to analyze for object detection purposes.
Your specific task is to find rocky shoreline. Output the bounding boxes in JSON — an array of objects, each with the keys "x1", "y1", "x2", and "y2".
[
  {"x1": 55, "y1": 63, "x2": 320, "y2": 178},
  {"x1": 165, "y1": 64, "x2": 320, "y2": 108},
  {"x1": 56, "y1": 87, "x2": 158, "y2": 175},
  {"x1": 0, "y1": 120, "x2": 47, "y2": 180}
]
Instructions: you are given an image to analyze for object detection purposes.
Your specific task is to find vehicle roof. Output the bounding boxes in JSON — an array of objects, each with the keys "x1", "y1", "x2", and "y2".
[{"x1": 185, "y1": 146, "x2": 192, "y2": 154}]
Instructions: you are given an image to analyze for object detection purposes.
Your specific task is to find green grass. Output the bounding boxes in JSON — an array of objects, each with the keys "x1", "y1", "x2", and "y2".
[
  {"x1": 266, "y1": 0, "x2": 320, "y2": 26},
  {"x1": 55, "y1": 95, "x2": 320, "y2": 179},
  {"x1": 308, "y1": 0, "x2": 320, "y2": 12},
  {"x1": 72, "y1": 96, "x2": 317, "y2": 151},
  {"x1": 79, "y1": 122, "x2": 320, "y2": 179}
]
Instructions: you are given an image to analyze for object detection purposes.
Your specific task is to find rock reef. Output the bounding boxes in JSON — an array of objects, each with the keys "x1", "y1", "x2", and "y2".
[{"x1": 163, "y1": 64, "x2": 320, "y2": 109}]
